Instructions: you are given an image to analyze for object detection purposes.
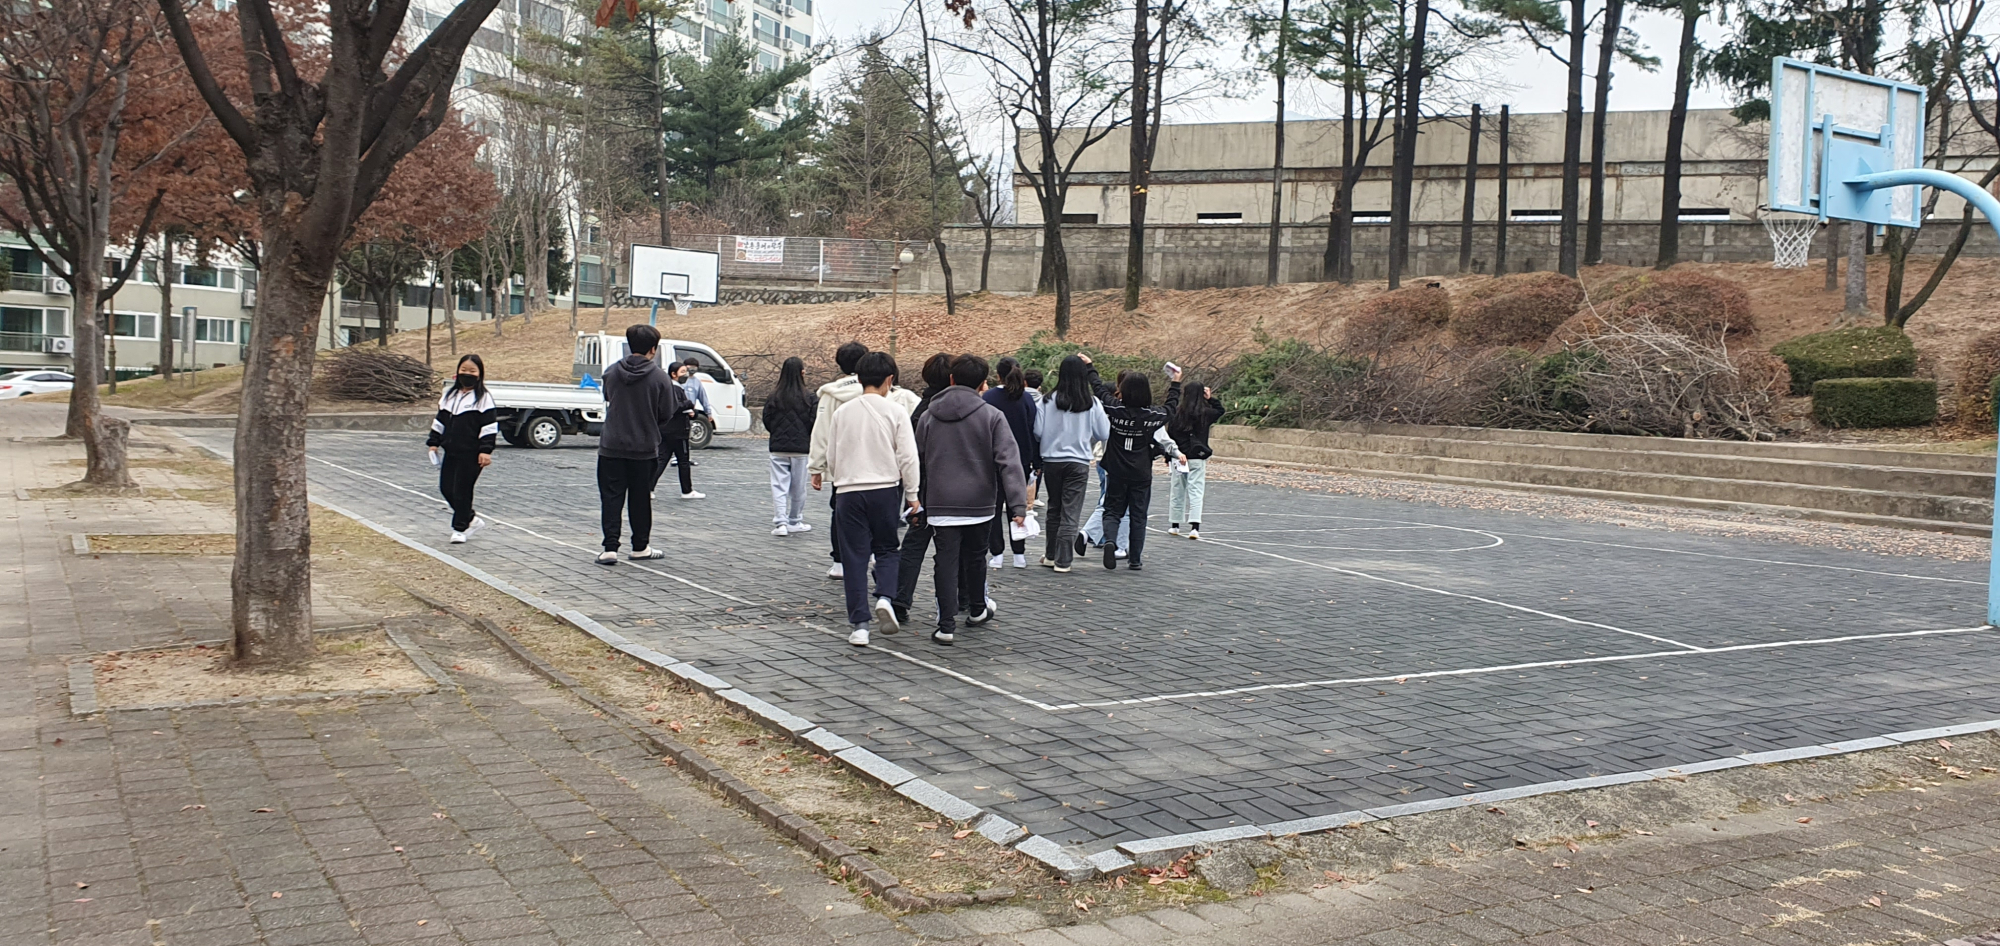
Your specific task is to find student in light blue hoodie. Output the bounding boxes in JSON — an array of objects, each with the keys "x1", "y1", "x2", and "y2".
[{"x1": 1032, "y1": 355, "x2": 1109, "y2": 572}]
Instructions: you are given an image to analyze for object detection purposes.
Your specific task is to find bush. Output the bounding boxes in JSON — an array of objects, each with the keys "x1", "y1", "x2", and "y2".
[
  {"x1": 1955, "y1": 329, "x2": 2000, "y2": 422},
  {"x1": 1341, "y1": 285, "x2": 1452, "y2": 350},
  {"x1": 1215, "y1": 336, "x2": 1360, "y2": 427},
  {"x1": 318, "y1": 347, "x2": 437, "y2": 403},
  {"x1": 1450, "y1": 272, "x2": 1586, "y2": 347},
  {"x1": 1811, "y1": 377, "x2": 1939, "y2": 428},
  {"x1": 1770, "y1": 326, "x2": 1918, "y2": 395},
  {"x1": 1486, "y1": 318, "x2": 1781, "y2": 438},
  {"x1": 1603, "y1": 270, "x2": 1756, "y2": 339},
  {"x1": 1011, "y1": 333, "x2": 1159, "y2": 393}
]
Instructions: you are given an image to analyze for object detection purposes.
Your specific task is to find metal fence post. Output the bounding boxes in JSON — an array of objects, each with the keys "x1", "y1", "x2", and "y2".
[{"x1": 818, "y1": 239, "x2": 825, "y2": 286}]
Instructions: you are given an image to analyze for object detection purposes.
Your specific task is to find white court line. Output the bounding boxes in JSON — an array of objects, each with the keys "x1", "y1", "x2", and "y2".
[
  {"x1": 300, "y1": 446, "x2": 1991, "y2": 714},
  {"x1": 1047, "y1": 624, "x2": 1999, "y2": 710},
  {"x1": 1190, "y1": 533, "x2": 1702, "y2": 650}
]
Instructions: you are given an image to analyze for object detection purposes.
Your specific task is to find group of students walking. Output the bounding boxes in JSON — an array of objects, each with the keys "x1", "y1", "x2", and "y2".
[{"x1": 423, "y1": 324, "x2": 1225, "y2": 650}]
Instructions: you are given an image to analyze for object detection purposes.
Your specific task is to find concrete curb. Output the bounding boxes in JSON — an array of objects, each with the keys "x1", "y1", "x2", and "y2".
[
  {"x1": 135, "y1": 412, "x2": 431, "y2": 432},
  {"x1": 399, "y1": 586, "x2": 963, "y2": 912}
]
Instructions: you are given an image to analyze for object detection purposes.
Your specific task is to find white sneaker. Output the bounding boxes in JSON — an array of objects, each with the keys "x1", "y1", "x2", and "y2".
[
  {"x1": 967, "y1": 597, "x2": 997, "y2": 626},
  {"x1": 771, "y1": 524, "x2": 789, "y2": 536},
  {"x1": 873, "y1": 597, "x2": 901, "y2": 634},
  {"x1": 847, "y1": 625, "x2": 870, "y2": 646},
  {"x1": 1168, "y1": 524, "x2": 1182, "y2": 536},
  {"x1": 827, "y1": 562, "x2": 844, "y2": 579},
  {"x1": 680, "y1": 491, "x2": 705, "y2": 500},
  {"x1": 449, "y1": 531, "x2": 467, "y2": 544},
  {"x1": 1187, "y1": 529, "x2": 1200, "y2": 540},
  {"x1": 1012, "y1": 554, "x2": 1027, "y2": 568},
  {"x1": 1115, "y1": 547, "x2": 1128, "y2": 559},
  {"x1": 463, "y1": 516, "x2": 488, "y2": 539},
  {"x1": 595, "y1": 551, "x2": 618, "y2": 566},
  {"x1": 988, "y1": 554, "x2": 1004, "y2": 570},
  {"x1": 787, "y1": 522, "x2": 812, "y2": 534},
  {"x1": 629, "y1": 547, "x2": 663, "y2": 559}
]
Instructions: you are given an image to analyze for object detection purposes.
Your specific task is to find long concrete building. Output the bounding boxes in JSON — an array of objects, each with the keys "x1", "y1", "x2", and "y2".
[{"x1": 1018, "y1": 107, "x2": 1995, "y2": 228}]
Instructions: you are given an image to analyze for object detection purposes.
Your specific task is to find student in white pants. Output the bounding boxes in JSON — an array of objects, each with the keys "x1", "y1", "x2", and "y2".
[
  {"x1": 762, "y1": 357, "x2": 818, "y2": 535},
  {"x1": 1166, "y1": 375, "x2": 1224, "y2": 539}
]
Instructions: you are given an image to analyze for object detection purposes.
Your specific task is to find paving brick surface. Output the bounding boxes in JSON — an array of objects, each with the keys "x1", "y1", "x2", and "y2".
[{"x1": 186, "y1": 427, "x2": 2000, "y2": 852}]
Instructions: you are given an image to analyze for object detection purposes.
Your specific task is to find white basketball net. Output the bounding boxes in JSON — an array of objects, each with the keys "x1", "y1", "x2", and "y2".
[
  {"x1": 671, "y1": 295, "x2": 693, "y2": 317},
  {"x1": 1761, "y1": 212, "x2": 1820, "y2": 269}
]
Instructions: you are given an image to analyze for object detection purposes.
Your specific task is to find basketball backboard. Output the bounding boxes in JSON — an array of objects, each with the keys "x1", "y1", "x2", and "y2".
[
  {"x1": 1768, "y1": 57, "x2": 1926, "y2": 227},
  {"x1": 629, "y1": 244, "x2": 720, "y2": 304}
]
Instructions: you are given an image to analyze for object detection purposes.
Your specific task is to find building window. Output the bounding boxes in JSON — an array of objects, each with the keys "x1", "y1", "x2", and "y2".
[
  {"x1": 1678, "y1": 208, "x2": 1732, "y2": 221},
  {"x1": 175, "y1": 265, "x2": 237, "y2": 289},
  {"x1": 792, "y1": 0, "x2": 809, "y2": 13},
  {"x1": 1509, "y1": 208, "x2": 1562, "y2": 222},
  {"x1": 1352, "y1": 211, "x2": 1391, "y2": 225},
  {"x1": 755, "y1": 0, "x2": 780, "y2": 11},
  {"x1": 112, "y1": 312, "x2": 158, "y2": 339},
  {"x1": 784, "y1": 26, "x2": 810, "y2": 45},
  {"x1": 757, "y1": 50, "x2": 777, "y2": 71},
  {"x1": 196, "y1": 318, "x2": 237, "y2": 343},
  {"x1": 707, "y1": 0, "x2": 731, "y2": 23},
  {"x1": 753, "y1": 12, "x2": 780, "y2": 45},
  {"x1": 671, "y1": 16, "x2": 701, "y2": 39},
  {"x1": 1, "y1": 306, "x2": 66, "y2": 350},
  {"x1": 5, "y1": 247, "x2": 47, "y2": 292},
  {"x1": 1059, "y1": 213, "x2": 1099, "y2": 224},
  {"x1": 1196, "y1": 212, "x2": 1243, "y2": 224}
]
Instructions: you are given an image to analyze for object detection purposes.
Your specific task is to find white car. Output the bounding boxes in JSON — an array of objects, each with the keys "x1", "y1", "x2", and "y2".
[{"x1": 0, "y1": 370, "x2": 73, "y2": 399}]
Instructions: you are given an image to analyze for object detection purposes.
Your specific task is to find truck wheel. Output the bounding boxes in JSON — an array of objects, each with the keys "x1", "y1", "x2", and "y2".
[
  {"x1": 524, "y1": 414, "x2": 563, "y2": 449},
  {"x1": 689, "y1": 418, "x2": 714, "y2": 450}
]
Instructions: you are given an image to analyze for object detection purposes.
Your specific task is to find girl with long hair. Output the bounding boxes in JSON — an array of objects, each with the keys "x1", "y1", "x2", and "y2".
[
  {"x1": 1167, "y1": 374, "x2": 1224, "y2": 539},
  {"x1": 426, "y1": 353, "x2": 497, "y2": 543},
  {"x1": 763, "y1": 356, "x2": 818, "y2": 535},
  {"x1": 982, "y1": 356, "x2": 1039, "y2": 568},
  {"x1": 1088, "y1": 358, "x2": 1184, "y2": 571},
  {"x1": 1031, "y1": 355, "x2": 1108, "y2": 572}
]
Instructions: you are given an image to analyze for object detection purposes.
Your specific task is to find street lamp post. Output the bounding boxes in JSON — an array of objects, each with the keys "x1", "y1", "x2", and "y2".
[{"x1": 889, "y1": 247, "x2": 914, "y2": 356}]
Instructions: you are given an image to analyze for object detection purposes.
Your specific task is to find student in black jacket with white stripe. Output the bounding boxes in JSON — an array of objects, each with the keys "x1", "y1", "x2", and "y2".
[{"x1": 426, "y1": 354, "x2": 498, "y2": 543}]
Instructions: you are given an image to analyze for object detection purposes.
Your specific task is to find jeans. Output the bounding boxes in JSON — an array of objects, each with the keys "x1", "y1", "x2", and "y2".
[
  {"x1": 1168, "y1": 458, "x2": 1208, "y2": 526},
  {"x1": 1041, "y1": 460, "x2": 1090, "y2": 567},
  {"x1": 1082, "y1": 463, "x2": 1132, "y2": 549},
  {"x1": 769, "y1": 455, "x2": 808, "y2": 525},
  {"x1": 597, "y1": 455, "x2": 656, "y2": 552},
  {"x1": 1101, "y1": 473, "x2": 1152, "y2": 565},
  {"x1": 834, "y1": 486, "x2": 904, "y2": 626},
  {"x1": 651, "y1": 436, "x2": 692, "y2": 495},
  {"x1": 438, "y1": 450, "x2": 483, "y2": 531},
  {"x1": 931, "y1": 523, "x2": 989, "y2": 629}
]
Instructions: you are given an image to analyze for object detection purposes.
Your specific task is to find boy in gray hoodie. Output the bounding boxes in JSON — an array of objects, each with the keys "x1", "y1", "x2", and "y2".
[
  {"x1": 595, "y1": 324, "x2": 690, "y2": 565},
  {"x1": 913, "y1": 354, "x2": 1026, "y2": 645}
]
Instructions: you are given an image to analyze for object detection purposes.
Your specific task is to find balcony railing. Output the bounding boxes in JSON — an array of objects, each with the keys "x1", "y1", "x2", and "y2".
[
  {"x1": 6, "y1": 272, "x2": 62, "y2": 294},
  {"x1": 0, "y1": 332, "x2": 64, "y2": 353}
]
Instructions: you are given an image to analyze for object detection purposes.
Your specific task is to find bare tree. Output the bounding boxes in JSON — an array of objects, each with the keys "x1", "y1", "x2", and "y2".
[
  {"x1": 1653, "y1": 0, "x2": 1701, "y2": 268},
  {"x1": 156, "y1": 0, "x2": 504, "y2": 666}
]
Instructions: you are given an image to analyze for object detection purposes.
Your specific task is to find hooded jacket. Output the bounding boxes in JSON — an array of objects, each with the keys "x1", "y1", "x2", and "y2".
[
  {"x1": 807, "y1": 374, "x2": 921, "y2": 477},
  {"x1": 598, "y1": 353, "x2": 690, "y2": 460},
  {"x1": 981, "y1": 386, "x2": 1040, "y2": 474},
  {"x1": 914, "y1": 385, "x2": 1027, "y2": 521}
]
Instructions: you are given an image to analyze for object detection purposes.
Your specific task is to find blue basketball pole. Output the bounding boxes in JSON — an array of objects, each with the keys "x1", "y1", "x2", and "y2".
[{"x1": 1844, "y1": 168, "x2": 2000, "y2": 625}]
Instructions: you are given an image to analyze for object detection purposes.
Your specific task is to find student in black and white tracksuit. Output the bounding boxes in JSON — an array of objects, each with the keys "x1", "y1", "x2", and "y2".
[
  {"x1": 1084, "y1": 355, "x2": 1182, "y2": 571},
  {"x1": 426, "y1": 354, "x2": 498, "y2": 543}
]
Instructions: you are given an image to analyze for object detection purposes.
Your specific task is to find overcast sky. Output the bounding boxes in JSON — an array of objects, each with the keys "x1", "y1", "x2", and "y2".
[{"x1": 812, "y1": 0, "x2": 1742, "y2": 125}]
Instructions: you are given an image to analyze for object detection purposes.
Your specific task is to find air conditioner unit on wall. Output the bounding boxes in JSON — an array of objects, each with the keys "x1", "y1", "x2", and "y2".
[
  {"x1": 242, "y1": 288, "x2": 258, "y2": 309},
  {"x1": 44, "y1": 337, "x2": 72, "y2": 354}
]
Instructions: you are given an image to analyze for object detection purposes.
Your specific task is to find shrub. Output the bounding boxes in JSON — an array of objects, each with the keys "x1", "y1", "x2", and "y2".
[
  {"x1": 1215, "y1": 336, "x2": 1359, "y2": 426},
  {"x1": 317, "y1": 348, "x2": 437, "y2": 403},
  {"x1": 1810, "y1": 377, "x2": 1939, "y2": 428},
  {"x1": 1486, "y1": 318, "x2": 1780, "y2": 438},
  {"x1": 1955, "y1": 329, "x2": 2000, "y2": 422},
  {"x1": 1450, "y1": 272, "x2": 1586, "y2": 346},
  {"x1": 1769, "y1": 326, "x2": 1917, "y2": 395},
  {"x1": 1011, "y1": 333, "x2": 1158, "y2": 393},
  {"x1": 1604, "y1": 270, "x2": 1755, "y2": 339},
  {"x1": 1341, "y1": 285, "x2": 1452, "y2": 350}
]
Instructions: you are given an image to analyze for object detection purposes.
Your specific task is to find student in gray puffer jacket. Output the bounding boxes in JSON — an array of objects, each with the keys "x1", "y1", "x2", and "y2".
[{"x1": 762, "y1": 356, "x2": 819, "y2": 535}]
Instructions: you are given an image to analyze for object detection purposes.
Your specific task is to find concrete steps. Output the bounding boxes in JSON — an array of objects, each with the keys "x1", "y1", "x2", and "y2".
[{"x1": 1211, "y1": 423, "x2": 1995, "y2": 536}]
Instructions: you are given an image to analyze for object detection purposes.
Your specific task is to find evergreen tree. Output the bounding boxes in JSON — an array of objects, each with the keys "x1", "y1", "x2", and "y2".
[
  {"x1": 821, "y1": 43, "x2": 964, "y2": 240},
  {"x1": 662, "y1": 35, "x2": 815, "y2": 204}
]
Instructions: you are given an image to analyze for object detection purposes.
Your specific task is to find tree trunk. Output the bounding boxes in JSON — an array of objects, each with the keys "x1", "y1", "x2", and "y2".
[
  {"x1": 1843, "y1": 221, "x2": 1868, "y2": 318},
  {"x1": 67, "y1": 253, "x2": 120, "y2": 487},
  {"x1": 979, "y1": 220, "x2": 993, "y2": 293},
  {"x1": 651, "y1": 20, "x2": 671, "y2": 248},
  {"x1": 1656, "y1": 0, "x2": 1698, "y2": 269},
  {"x1": 1497, "y1": 105, "x2": 1510, "y2": 276},
  {"x1": 1038, "y1": 197, "x2": 1061, "y2": 295},
  {"x1": 375, "y1": 288, "x2": 394, "y2": 345},
  {"x1": 157, "y1": 237, "x2": 176, "y2": 380},
  {"x1": 1052, "y1": 232, "x2": 1072, "y2": 338},
  {"x1": 87, "y1": 413, "x2": 137, "y2": 488},
  {"x1": 230, "y1": 244, "x2": 325, "y2": 666},
  {"x1": 934, "y1": 235, "x2": 956, "y2": 312},
  {"x1": 1882, "y1": 227, "x2": 1908, "y2": 320},
  {"x1": 1459, "y1": 105, "x2": 1481, "y2": 273},
  {"x1": 1328, "y1": 29, "x2": 1356, "y2": 285},
  {"x1": 1267, "y1": 0, "x2": 1291, "y2": 288},
  {"x1": 523, "y1": 205, "x2": 549, "y2": 313},
  {"x1": 1125, "y1": 0, "x2": 1151, "y2": 310},
  {"x1": 425, "y1": 264, "x2": 437, "y2": 367},
  {"x1": 446, "y1": 249, "x2": 459, "y2": 360},
  {"x1": 1825, "y1": 222, "x2": 1840, "y2": 291},
  {"x1": 1585, "y1": 0, "x2": 1623, "y2": 266},
  {"x1": 1559, "y1": 0, "x2": 1587, "y2": 277},
  {"x1": 1389, "y1": 0, "x2": 1431, "y2": 288}
]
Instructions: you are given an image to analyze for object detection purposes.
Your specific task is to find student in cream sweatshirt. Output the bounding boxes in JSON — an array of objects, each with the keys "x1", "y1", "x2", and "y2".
[{"x1": 814, "y1": 351, "x2": 921, "y2": 647}]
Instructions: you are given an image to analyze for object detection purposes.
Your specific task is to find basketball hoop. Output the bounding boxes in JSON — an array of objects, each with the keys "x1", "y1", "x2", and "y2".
[
  {"x1": 1760, "y1": 210, "x2": 1820, "y2": 269},
  {"x1": 672, "y1": 295, "x2": 693, "y2": 318}
]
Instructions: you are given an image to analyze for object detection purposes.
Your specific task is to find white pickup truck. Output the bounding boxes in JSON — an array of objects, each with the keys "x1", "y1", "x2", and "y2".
[{"x1": 483, "y1": 333, "x2": 751, "y2": 450}]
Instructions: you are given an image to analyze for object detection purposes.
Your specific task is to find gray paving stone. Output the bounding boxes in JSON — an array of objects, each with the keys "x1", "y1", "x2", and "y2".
[
  {"x1": 1012, "y1": 836, "x2": 1096, "y2": 882},
  {"x1": 834, "y1": 747, "x2": 918, "y2": 787},
  {"x1": 893, "y1": 779, "x2": 982, "y2": 823}
]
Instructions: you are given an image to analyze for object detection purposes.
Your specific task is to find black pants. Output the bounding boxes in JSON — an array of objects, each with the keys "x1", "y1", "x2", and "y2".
[
  {"x1": 438, "y1": 450, "x2": 483, "y2": 531},
  {"x1": 597, "y1": 455, "x2": 656, "y2": 552},
  {"x1": 827, "y1": 488, "x2": 842, "y2": 563},
  {"x1": 1041, "y1": 461, "x2": 1090, "y2": 567},
  {"x1": 651, "y1": 436, "x2": 692, "y2": 495},
  {"x1": 931, "y1": 523, "x2": 989, "y2": 630},
  {"x1": 1102, "y1": 472, "x2": 1152, "y2": 566},
  {"x1": 834, "y1": 486, "x2": 904, "y2": 626},
  {"x1": 895, "y1": 518, "x2": 934, "y2": 613}
]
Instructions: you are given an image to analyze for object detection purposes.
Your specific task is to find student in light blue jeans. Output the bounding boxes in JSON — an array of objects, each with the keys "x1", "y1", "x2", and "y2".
[{"x1": 1168, "y1": 458, "x2": 1206, "y2": 534}]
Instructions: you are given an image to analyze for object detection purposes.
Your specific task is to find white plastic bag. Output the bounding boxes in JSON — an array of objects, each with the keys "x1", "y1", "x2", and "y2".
[
  {"x1": 1011, "y1": 512, "x2": 1041, "y2": 541},
  {"x1": 429, "y1": 448, "x2": 443, "y2": 469}
]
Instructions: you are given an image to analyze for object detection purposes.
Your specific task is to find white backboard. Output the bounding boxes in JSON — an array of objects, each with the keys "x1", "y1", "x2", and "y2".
[
  {"x1": 1768, "y1": 57, "x2": 1925, "y2": 227},
  {"x1": 629, "y1": 244, "x2": 720, "y2": 304}
]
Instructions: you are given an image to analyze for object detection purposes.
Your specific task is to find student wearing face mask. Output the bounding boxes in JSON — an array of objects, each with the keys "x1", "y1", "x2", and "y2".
[{"x1": 426, "y1": 354, "x2": 498, "y2": 544}]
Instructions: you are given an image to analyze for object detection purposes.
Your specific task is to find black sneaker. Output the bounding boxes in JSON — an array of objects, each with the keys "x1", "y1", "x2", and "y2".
[
  {"x1": 931, "y1": 626, "x2": 955, "y2": 646},
  {"x1": 1075, "y1": 533, "x2": 1087, "y2": 557},
  {"x1": 893, "y1": 603, "x2": 911, "y2": 627},
  {"x1": 1127, "y1": 560, "x2": 1143, "y2": 571},
  {"x1": 1103, "y1": 543, "x2": 1118, "y2": 570}
]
